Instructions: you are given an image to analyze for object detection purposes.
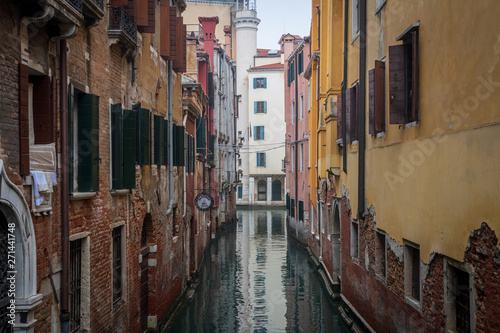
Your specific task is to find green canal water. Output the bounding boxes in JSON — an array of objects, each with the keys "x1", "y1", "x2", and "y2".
[{"x1": 170, "y1": 209, "x2": 351, "y2": 333}]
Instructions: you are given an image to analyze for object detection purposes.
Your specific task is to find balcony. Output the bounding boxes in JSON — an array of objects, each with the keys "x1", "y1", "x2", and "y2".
[
  {"x1": 82, "y1": 0, "x2": 104, "y2": 27},
  {"x1": 108, "y1": 6, "x2": 137, "y2": 53}
]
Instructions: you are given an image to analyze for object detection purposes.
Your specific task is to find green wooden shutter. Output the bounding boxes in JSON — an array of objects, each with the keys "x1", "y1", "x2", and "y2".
[
  {"x1": 263, "y1": 78, "x2": 267, "y2": 88},
  {"x1": 261, "y1": 126, "x2": 265, "y2": 140},
  {"x1": 133, "y1": 103, "x2": 141, "y2": 164},
  {"x1": 68, "y1": 84, "x2": 74, "y2": 193},
  {"x1": 173, "y1": 124, "x2": 185, "y2": 166},
  {"x1": 208, "y1": 134, "x2": 215, "y2": 165},
  {"x1": 254, "y1": 101, "x2": 257, "y2": 113},
  {"x1": 111, "y1": 103, "x2": 123, "y2": 189},
  {"x1": 137, "y1": 108, "x2": 151, "y2": 165},
  {"x1": 123, "y1": 109, "x2": 136, "y2": 189},
  {"x1": 77, "y1": 93, "x2": 100, "y2": 192},
  {"x1": 263, "y1": 152, "x2": 266, "y2": 167},
  {"x1": 264, "y1": 101, "x2": 267, "y2": 114},
  {"x1": 253, "y1": 78, "x2": 257, "y2": 89},
  {"x1": 196, "y1": 116, "x2": 206, "y2": 156},
  {"x1": 154, "y1": 115, "x2": 162, "y2": 165},
  {"x1": 299, "y1": 200, "x2": 304, "y2": 221},
  {"x1": 163, "y1": 118, "x2": 169, "y2": 165}
]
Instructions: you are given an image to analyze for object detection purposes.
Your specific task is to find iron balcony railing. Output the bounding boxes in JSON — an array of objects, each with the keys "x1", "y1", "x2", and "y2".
[
  {"x1": 108, "y1": 6, "x2": 137, "y2": 43},
  {"x1": 67, "y1": 0, "x2": 83, "y2": 12},
  {"x1": 91, "y1": 0, "x2": 104, "y2": 11}
]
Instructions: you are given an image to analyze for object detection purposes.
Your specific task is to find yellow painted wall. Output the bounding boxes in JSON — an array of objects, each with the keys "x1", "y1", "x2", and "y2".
[{"x1": 339, "y1": 0, "x2": 500, "y2": 263}]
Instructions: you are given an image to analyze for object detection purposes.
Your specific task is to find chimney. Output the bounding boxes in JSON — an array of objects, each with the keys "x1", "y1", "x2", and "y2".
[
  {"x1": 224, "y1": 25, "x2": 232, "y2": 60},
  {"x1": 199, "y1": 16, "x2": 219, "y2": 71}
]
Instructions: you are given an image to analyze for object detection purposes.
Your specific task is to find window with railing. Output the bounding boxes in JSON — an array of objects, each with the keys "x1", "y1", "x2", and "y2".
[{"x1": 108, "y1": 6, "x2": 137, "y2": 43}]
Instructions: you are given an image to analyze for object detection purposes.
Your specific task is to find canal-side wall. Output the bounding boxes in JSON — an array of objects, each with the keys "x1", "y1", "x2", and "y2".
[{"x1": 286, "y1": 216, "x2": 309, "y2": 245}]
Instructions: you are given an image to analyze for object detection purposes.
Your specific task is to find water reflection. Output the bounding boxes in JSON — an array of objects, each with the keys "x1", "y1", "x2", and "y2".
[{"x1": 170, "y1": 209, "x2": 350, "y2": 333}]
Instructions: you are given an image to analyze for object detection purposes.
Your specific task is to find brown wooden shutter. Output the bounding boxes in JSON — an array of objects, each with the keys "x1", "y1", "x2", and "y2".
[
  {"x1": 181, "y1": 24, "x2": 187, "y2": 72},
  {"x1": 351, "y1": 85, "x2": 358, "y2": 141},
  {"x1": 136, "y1": 0, "x2": 148, "y2": 27},
  {"x1": 345, "y1": 88, "x2": 351, "y2": 143},
  {"x1": 411, "y1": 31, "x2": 419, "y2": 122},
  {"x1": 337, "y1": 93, "x2": 342, "y2": 141},
  {"x1": 174, "y1": 17, "x2": 184, "y2": 71},
  {"x1": 375, "y1": 60, "x2": 386, "y2": 132},
  {"x1": 51, "y1": 78, "x2": 58, "y2": 145},
  {"x1": 33, "y1": 76, "x2": 52, "y2": 144},
  {"x1": 389, "y1": 44, "x2": 406, "y2": 124},
  {"x1": 368, "y1": 68, "x2": 375, "y2": 135},
  {"x1": 19, "y1": 63, "x2": 30, "y2": 175},
  {"x1": 169, "y1": 6, "x2": 177, "y2": 61},
  {"x1": 160, "y1": 0, "x2": 171, "y2": 59},
  {"x1": 138, "y1": 0, "x2": 156, "y2": 33}
]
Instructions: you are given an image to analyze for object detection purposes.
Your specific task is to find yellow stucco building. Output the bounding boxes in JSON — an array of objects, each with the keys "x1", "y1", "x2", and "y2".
[{"x1": 303, "y1": 0, "x2": 500, "y2": 332}]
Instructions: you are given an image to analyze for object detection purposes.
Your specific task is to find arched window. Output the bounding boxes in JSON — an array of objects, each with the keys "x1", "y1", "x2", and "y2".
[
  {"x1": 257, "y1": 180, "x2": 267, "y2": 201},
  {"x1": 272, "y1": 180, "x2": 282, "y2": 201}
]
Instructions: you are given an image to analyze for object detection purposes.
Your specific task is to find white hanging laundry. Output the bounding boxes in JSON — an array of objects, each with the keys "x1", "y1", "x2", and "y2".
[{"x1": 31, "y1": 171, "x2": 47, "y2": 206}]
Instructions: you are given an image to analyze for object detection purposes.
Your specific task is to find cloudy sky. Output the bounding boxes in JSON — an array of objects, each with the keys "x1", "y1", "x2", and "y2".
[{"x1": 256, "y1": 0, "x2": 312, "y2": 50}]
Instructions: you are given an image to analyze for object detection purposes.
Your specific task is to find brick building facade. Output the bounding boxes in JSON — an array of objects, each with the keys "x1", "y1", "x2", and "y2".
[{"x1": 0, "y1": 0, "x2": 236, "y2": 332}]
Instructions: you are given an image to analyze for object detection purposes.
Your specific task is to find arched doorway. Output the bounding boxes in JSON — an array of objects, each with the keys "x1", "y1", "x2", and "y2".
[
  {"x1": 272, "y1": 180, "x2": 282, "y2": 201},
  {"x1": 257, "y1": 180, "x2": 267, "y2": 201},
  {"x1": 0, "y1": 161, "x2": 41, "y2": 332}
]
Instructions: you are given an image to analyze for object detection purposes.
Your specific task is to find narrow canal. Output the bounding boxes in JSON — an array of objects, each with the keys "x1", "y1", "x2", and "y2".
[{"x1": 170, "y1": 209, "x2": 351, "y2": 332}]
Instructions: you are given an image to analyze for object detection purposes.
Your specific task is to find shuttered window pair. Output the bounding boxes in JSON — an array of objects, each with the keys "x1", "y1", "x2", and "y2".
[
  {"x1": 68, "y1": 84, "x2": 100, "y2": 193},
  {"x1": 254, "y1": 101, "x2": 267, "y2": 114},
  {"x1": 254, "y1": 126, "x2": 264, "y2": 140},
  {"x1": 253, "y1": 78, "x2": 267, "y2": 89}
]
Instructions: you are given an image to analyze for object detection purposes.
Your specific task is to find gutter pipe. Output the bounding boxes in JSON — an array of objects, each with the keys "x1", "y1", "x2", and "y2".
[
  {"x1": 358, "y1": 0, "x2": 366, "y2": 220},
  {"x1": 167, "y1": 60, "x2": 174, "y2": 215},
  {"x1": 59, "y1": 39, "x2": 70, "y2": 333}
]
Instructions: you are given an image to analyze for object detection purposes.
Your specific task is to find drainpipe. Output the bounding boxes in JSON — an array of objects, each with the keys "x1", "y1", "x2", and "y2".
[
  {"x1": 59, "y1": 39, "x2": 70, "y2": 333},
  {"x1": 358, "y1": 0, "x2": 366, "y2": 220},
  {"x1": 342, "y1": 0, "x2": 348, "y2": 173},
  {"x1": 182, "y1": 111, "x2": 188, "y2": 218},
  {"x1": 166, "y1": 60, "x2": 174, "y2": 215},
  {"x1": 294, "y1": 52, "x2": 299, "y2": 221}
]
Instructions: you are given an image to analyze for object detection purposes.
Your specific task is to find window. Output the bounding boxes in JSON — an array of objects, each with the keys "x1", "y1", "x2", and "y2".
[
  {"x1": 298, "y1": 200, "x2": 304, "y2": 222},
  {"x1": 70, "y1": 239, "x2": 82, "y2": 332},
  {"x1": 272, "y1": 180, "x2": 282, "y2": 201},
  {"x1": 291, "y1": 100, "x2": 295, "y2": 125},
  {"x1": 253, "y1": 77, "x2": 267, "y2": 89},
  {"x1": 290, "y1": 198, "x2": 295, "y2": 218},
  {"x1": 238, "y1": 185, "x2": 243, "y2": 198},
  {"x1": 196, "y1": 116, "x2": 206, "y2": 156},
  {"x1": 298, "y1": 51, "x2": 304, "y2": 74},
  {"x1": 369, "y1": 60, "x2": 386, "y2": 135},
  {"x1": 286, "y1": 193, "x2": 290, "y2": 212},
  {"x1": 404, "y1": 242, "x2": 421, "y2": 302},
  {"x1": 18, "y1": 65, "x2": 58, "y2": 175},
  {"x1": 69, "y1": 85, "x2": 100, "y2": 193},
  {"x1": 111, "y1": 105, "x2": 137, "y2": 190},
  {"x1": 299, "y1": 143, "x2": 303, "y2": 172},
  {"x1": 351, "y1": 221, "x2": 359, "y2": 258},
  {"x1": 352, "y1": 0, "x2": 360, "y2": 40},
  {"x1": 337, "y1": 92, "x2": 343, "y2": 141},
  {"x1": 256, "y1": 152, "x2": 266, "y2": 167},
  {"x1": 291, "y1": 146, "x2": 295, "y2": 172},
  {"x1": 113, "y1": 227, "x2": 123, "y2": 303},
  {"x1": 185, "y1": 134, "x2": 195, "y2": 173},
  {"x1": 375, "y1": 231, "x2": 386, "y2": 278},
  {"x1": 153, "y1": 114, "x2": 164, "y2": 165},
  {"x1": 288, "y1": 61, "x2": 295, "y2": 86},
  {"x1": 254, "y1": 126, "x2": 265, "y2": 140},
  {"x1": 389, "y1": 23, "x2": 419, "y2": 125},
  {"x1": 238, "y1": 158, "x2": 242, "y2": 166},
  {"x1": 254, "y1": 101, "x2": 267, "y2": 114},
  {"x1": 257, "y1": 180, "x2": 266, "y2": 201},
  {"x1": 300, "y1": 95, "x2": 304, "y2": 119},
  {"x1": 446, "y1": 264, "x2": 472, "y2": 333}
]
